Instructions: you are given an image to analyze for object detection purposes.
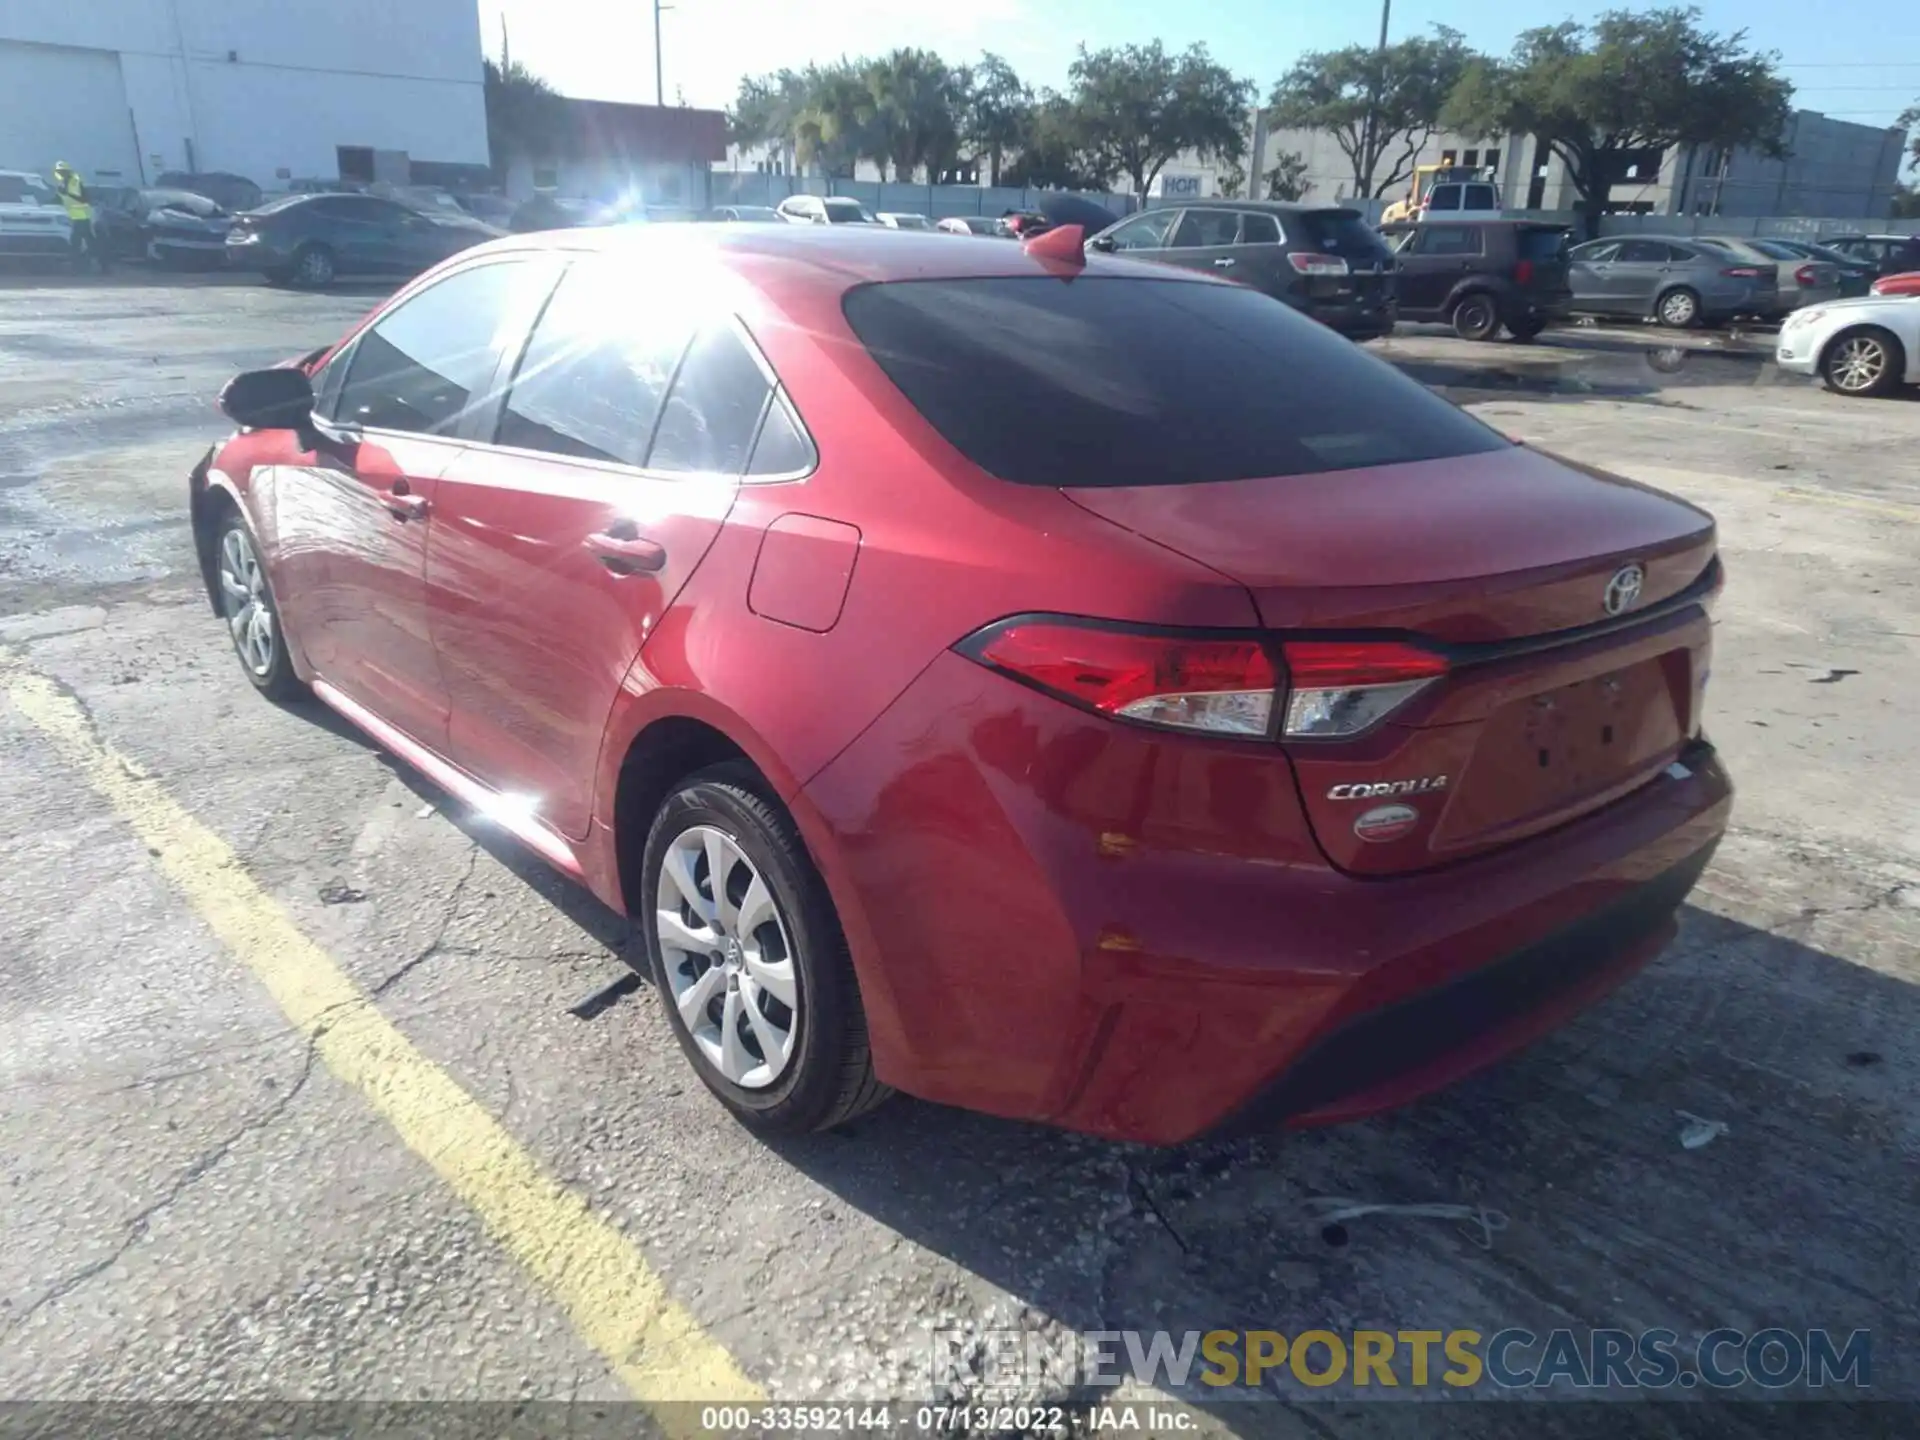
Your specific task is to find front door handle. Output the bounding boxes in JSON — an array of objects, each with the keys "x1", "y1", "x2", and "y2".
[
  {"x1": 380, "y1": 487, "x2": 429, "y2": 520},
  {"x1": 1212, "y1": 257, "x2": 1235, "y2": 268},
  {"x1": 586, "y1": 530, "x2": 667, "y2": 575}
]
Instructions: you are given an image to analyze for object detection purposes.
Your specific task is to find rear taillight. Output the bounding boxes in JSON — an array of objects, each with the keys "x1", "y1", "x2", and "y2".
[
  {"x1": 1279, "y1": 640, "x2": 1449, "y2": 739},
  {"x1": 1722, "y1": 266, "x2": 1764, "y2": 278},
  {"x1": 958, "y1": 622, "x2": 1449, "y2": 741},
  {"x1": 961, "y1": 620, "x2": 1278, "y2": 737},
  {"x1": 1794, "y1": 264, "x2": 1817, "y2": 286},
  {"x1": 1513, "y1": 258, "x2": 1535, "y2": 285},
  {"x1": 1288, "y1": 252, "x2": 1350, "y2": 277}
]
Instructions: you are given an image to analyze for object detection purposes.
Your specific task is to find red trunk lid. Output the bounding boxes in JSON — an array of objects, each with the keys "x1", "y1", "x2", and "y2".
[{"x1": 1063, "y1": 446, "x2": 1718, "y2": 874}]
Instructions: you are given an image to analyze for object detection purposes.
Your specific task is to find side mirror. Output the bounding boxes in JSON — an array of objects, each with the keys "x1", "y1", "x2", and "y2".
[
  {"x1": 1087, "y1": 235, "x2": 1116, "y2": 253},
  {"x1": 219, "y1": 366, "x2": 315, "y2": 433}
]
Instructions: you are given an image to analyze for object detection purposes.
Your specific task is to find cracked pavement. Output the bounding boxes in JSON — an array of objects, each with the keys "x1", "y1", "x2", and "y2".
[{"x1": 2, "y1": 281, "x2": 1918, "y2": 1430}]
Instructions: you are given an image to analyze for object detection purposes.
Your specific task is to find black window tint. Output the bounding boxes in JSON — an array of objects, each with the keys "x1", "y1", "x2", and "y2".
[
  {"x1": 497, "y1": 263, "x2": 694, "y2": 464},
  {"x1": 1464, "y1": 185, "x2": 1498, "y2": 209},
  {"x1": 1428, "y1": 186, "x2": 1463, "y2": 211},
  {"x1": 335, "y1": 262, "x2": 534, "y2": 435},
  {"x1": 1418, "y1": 225, "x2": 1481, "y2": 256},
  {"x1": 1571, "y1": 240, "x2": 1618, "y2": 263},
  {"x1": 647, "y1": 324, "x2": 773, "y2": 475},
  {"x1": 1615, "y1": 240, "x2": 1669, "y2": 264},
  {"x1": 1294, "y1": 211, "x2": 1392, "y2": 262},
  {"x1": 1518, "y1": 227, "x2": 1570, "y2": 261},
  {"x1": 1169, "y1": 210, "x2": 1239, "y2": 247},
  {"x1": 1239, "y1": 212, "x2": 1280, "y2": 245},
  {"x1": 747, "y1": 392, "x2": 815, "y2": 476},
  {"x1": 842, "y1": 277, "x2": 1506, "y2": 488}
]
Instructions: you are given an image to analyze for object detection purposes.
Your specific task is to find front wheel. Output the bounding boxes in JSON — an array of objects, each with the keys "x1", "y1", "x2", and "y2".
[
  {"x1": 1656, "y1": 287, "x2": 1701, "y2": 329},
  {"x1": 215, "y1": 513, "x2": 306, "y2": 701},
  {"x1": 1450, "y1": 292, "x2": 1500, "y2": 341},
  {"x1": 289, "y1": 244, "x2": 336, "y2": 288},
  {"x1": 641, "y1": 765, "x2": 890, "y2": 1134},
  {"x1": 1821, "y1": 328, "x2": 1905, "y2": 397}
]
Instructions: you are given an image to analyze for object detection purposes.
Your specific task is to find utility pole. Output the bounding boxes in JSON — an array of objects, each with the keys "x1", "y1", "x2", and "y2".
[
  {"x1": 1357, "y1": 0, "x2": 1392, "y2": 199},
  {"x1": 653, "y1": 0, "x2": 672, "y2": 106}
]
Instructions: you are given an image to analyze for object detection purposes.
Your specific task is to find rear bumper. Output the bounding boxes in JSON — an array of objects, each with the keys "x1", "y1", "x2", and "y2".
[{"x1": 802, "y1": 648, "x2": 1733, "y2": 1145}]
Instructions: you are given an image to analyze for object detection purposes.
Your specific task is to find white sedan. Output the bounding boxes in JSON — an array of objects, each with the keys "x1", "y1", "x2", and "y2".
[{"x1": 1775, "y1": 293, "x2": 1920, "y2": 397}]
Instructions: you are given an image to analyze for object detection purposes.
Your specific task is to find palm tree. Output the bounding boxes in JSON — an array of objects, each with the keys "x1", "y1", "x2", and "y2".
[
  {"x1": 864, "y1": 49, "x2": 963, "y2": 182},
  {"x1": 794, "y1": 63, "x2": 878, "y2": 178}
]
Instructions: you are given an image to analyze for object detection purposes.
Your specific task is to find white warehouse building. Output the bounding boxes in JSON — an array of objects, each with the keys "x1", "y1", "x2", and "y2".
[{"x1": 0, "y1": 0, "x2": 488, "y2": 190}]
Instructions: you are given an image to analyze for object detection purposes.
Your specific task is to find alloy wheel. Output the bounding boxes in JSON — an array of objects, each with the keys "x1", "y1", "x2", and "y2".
[
  {"x1": 297, "y1": 249, "x2": 333, "y2": 285},
  {"x1": 654, "y1": 824, "x2": 801, "y2": 1089},
  {"x1": 1829, "y1": 335, "x2": 1887, "y2": 394},
  {"x1": 218, "y1": 525, "x2": 276, "y2": 677},
  {"x1": 1659, "y1": 290, "x2": 1697, "y2": 327}
]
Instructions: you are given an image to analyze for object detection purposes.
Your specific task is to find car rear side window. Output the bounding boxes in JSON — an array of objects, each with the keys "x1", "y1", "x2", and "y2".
[
  {"x1": 333, "y1": 261, "x2": 540, "y2": 435},
  {"x1": 1417, "y1": 225, "x2": 1481, "y2": 256},
  {"x1": 842, "y1": 276, "x2": 1507, "y2": 488},
  {"x1": 646, "y1": 323, "x2": 773, "y2": 476},
  {"x1": 747, "y1": 392, "x2": 816, "y2": 476},
  {"x1": 496, "y1": 262, "x2": 695, "y2": 465},
  {"x1": 1239, "y1": 212, "x2": 1281, "y2": 245}
]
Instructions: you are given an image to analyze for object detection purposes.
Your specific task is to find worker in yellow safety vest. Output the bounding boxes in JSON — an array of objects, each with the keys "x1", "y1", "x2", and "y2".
[{"x1": 51, "y1": 161, "x2": 106, "y2": 270}]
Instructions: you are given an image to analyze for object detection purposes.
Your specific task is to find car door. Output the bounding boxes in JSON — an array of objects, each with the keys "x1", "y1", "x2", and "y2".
[
  {"x1": 261, "y1": 256, "x2": 557, "y2": 748},
  {"x1": 1158, "y1": 208, "x2": 1246, "y2": 283},
  {"x1": 1605, "y1": 239, "x2": 1677, "y2": 311},
  {"x1": 1226, "y1": 210, "x2": 1295, "y2": 298},
  {"x1": 1092, "y1": 209, "x2": 1178, "y2": 257},
  {"x1": 426, "y1": 256, "x2": 763, "y2": 841},
  {"x1": 1398, "y1": 224, "x2": 1481, "y2": 314},
  {"x1": 1567, "y1": 240, "x2": 1620, "y2": 311}
]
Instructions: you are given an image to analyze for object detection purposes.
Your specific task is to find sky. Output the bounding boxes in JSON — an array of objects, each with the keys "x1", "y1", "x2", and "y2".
[{"x1": 478, "y1": 0, "x2": 1920, "y2": 141}]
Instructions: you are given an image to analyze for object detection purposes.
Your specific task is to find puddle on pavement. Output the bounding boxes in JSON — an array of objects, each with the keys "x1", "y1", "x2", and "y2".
[{"x1": 1389, "y1": 339, "x2": 1788, "y2": 403}]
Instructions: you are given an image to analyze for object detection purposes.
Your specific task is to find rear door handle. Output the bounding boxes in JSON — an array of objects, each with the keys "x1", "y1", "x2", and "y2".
[
  {"x1": 1212, "y1": 257, "x2": 1235, "y2": 267},
  {"x1": 586, "y1": 530, "x2": 667, "y2": 575},
  {"x1": 380, "y1": 489, "x2": 429, "y2": 520}
]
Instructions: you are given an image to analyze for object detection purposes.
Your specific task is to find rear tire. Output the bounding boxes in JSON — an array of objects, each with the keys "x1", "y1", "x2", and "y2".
[
  {"x1": 1450, "y1": 292, "x2": 1500, "y2": 342},
  {"x1": 1655, "y1": 287, "x2": 1701, "y2": 329},
  {"x1": 289, "y1": 243, "x2": 336, "y2": 289},
  {"x1": 1820, "y1": 327, "x2": 1905, "y2": 397},
  {"x1": 641, "y1": 764, "x2": 891, "y2": 1135}
]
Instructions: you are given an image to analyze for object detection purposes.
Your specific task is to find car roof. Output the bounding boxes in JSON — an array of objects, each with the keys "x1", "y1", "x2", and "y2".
[
  {"x1": 1175, "y1": 199, "x2": 1355, "y2": 215},
  {"x1": 464, "y1": 223, "x2": 1227, "y2": 294},
  {"x1": 1382, "y1": 217, "x2": 1558, "y2": 228}
]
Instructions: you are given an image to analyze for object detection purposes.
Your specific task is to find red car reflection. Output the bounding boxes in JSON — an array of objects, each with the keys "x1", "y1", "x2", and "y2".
[{"x1": 191, "y1": 226, "x2": 1731, "y2": 1144}]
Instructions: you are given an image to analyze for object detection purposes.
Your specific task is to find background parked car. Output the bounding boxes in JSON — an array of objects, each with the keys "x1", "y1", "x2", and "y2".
[
  {"x1": 0, "y1": 169, "x2": 69, "y2": 258},
  {"x1": 776, "y1": 195, "x2": 875, "y2": 225},
  {"x1": 1089, "y1": 200, "x2": 1398, "y2": 340},
  {"x1": 1380, "y1": 219, "x2": 1572, "y2": 340},
  {"x1": 1567, "y1": 236, "x2": 1777, "y2": 328},
  {"x1": 1871, "y1": 272, "x2": 1920, "y2": 297},
  {"x1": 225, "y1": 192, "x2": 501, "y2": 287},
  {"x1": 155, "y1": 170, "x2": 261, "y2": 214},
  {"x1": 1691, "y1": 235, "x2": 1839, "y2": 313},
  {"x1": 453, "y1": 193, "x2": 519, "y2": 227},
  {"x1": 95, "y1": 187, "x2": 231, "y2": 267},
  {"x1": 508, "y1": 193, "x2": 594, "y2": 233},
  {"x1": 877, "y1": 212, "x2": 933, "y2": 230},
  {"x1": 1776, "y1": 292, "x2": 1920, "y2": 396},
  {"x1": 1761, "y1": 238, "x2": 1876, "y2": 298},
  {"x1": 1818, "y1": 233, "x2": 1920, "y2": 279},
  {"x1": 706, "y1": 205, "x2": 783, "y2": 223},
  {"x1": 936, "y1": 215, "x2": 1003, "y2": 236}
]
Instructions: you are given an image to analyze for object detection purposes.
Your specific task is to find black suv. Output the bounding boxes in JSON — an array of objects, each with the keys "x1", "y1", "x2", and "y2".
[
  {"x1": 1378, "y1": 219, "x2": 1574, "y2": 341},
  {"x1": 1089, "y1": 200, "x2": 1398, "y2": 340}
]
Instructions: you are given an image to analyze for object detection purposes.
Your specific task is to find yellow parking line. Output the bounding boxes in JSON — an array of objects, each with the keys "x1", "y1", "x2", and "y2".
[
  {"x1": 2, "y1": 662, "x2": 759, "y2": 1424},
  {"x1": 1775, "y1": 486, "x2": 1920, "y2": 522}
]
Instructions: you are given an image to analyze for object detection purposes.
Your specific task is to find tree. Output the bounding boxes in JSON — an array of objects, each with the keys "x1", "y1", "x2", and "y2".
[
  {"x1": 1900, "y1": 102, "x2": 1919, "y2": 168},
  {"x1": 1266, "y1": 27, "x2": 1476, "y2": 200},
  {"x1": 793, "y1": 62, "x2": 880, "y2": 177},
  {"x1": 1263, "y1": 150, "x2": 1311, "y2": 201},
  {"x1": 1216, "y1": 158, "x2": 1246, "y2": 199},
  {"x1": 727, "y1": 70, "x2": 809, "y2": 154},
  {"x1": 1001, "y1": 95, "x2": 1113, "y2": 190},
  {"x1": 1893, "y1": 180, "x2": 1920, "y2": 220},
  {"x1": 963, "y1": 54, "x2": 1032, "y2": 186},
  {"x1": 865, "y1": 49, "x2": 966, "y2": 181},
  {"x1": 1443, "y1": 7, "x2": 1793, "y2": 232},
  {"x1": 1065, "y1": 41, "x2": 1252, "y2": 195},
  {"x1": 483, "y1": 58, "x2": 568, "y2": 176}
]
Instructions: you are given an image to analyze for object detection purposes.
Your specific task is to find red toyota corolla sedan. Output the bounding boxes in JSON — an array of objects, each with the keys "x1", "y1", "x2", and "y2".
[{"x1": 191, "y1": 224, "x2": 1731, "y2": 1145}]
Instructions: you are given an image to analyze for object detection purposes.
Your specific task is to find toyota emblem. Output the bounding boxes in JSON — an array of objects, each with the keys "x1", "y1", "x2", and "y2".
[{"x1": 1603, "y1": 563, "x2": 1645, "y2": 616}]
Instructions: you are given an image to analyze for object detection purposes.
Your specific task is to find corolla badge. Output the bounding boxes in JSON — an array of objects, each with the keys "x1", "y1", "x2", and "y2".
[
  {"x1": 1353, "y1": 803, "x2": 1420, "y2": 843},
  {"x1": 1603, "y1": 563, "x2": 1646, "y2": 616}
]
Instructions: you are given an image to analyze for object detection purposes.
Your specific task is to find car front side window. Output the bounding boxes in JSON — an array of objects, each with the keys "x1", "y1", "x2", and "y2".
[
  {"x1": 332, "y1": 260, "x2": 548, "y2": 436},
  {"x1": 1105, "y1": 211, "x2": 1176, "y2": 251}
]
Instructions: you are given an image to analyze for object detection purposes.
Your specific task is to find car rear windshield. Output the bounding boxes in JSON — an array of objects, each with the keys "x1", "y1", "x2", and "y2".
[
  {"x1": 1291, "y1": 210, "x2": 1392, "y2": 263},
  {"x1": 1517, "y1": 227, "x2": 1570, "y2": 261},
  {"x1": 841, "y1": 276, "x2": 1508, "y2": 488}
]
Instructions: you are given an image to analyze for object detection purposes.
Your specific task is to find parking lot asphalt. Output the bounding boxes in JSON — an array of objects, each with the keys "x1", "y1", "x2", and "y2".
[{"x1": 3, "y1": 280, "x2": 1918, "y2": 1432}]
